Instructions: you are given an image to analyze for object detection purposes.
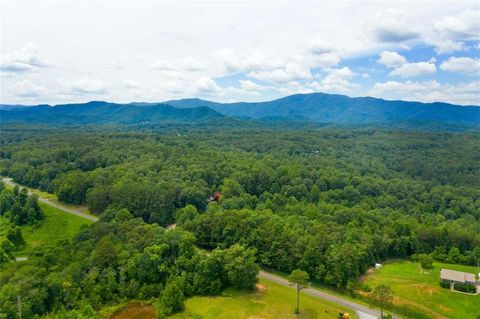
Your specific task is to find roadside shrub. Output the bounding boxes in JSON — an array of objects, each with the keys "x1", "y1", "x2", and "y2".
[
  {"x1": 439, "y1": 280, "x2": 450, "y2": 289},
  {"x1": 454, "y1": 283, "x2": 476, "y2": 293}
]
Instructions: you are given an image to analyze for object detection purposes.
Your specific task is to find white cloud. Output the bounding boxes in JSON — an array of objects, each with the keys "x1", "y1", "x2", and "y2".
[
  {"x1": 194, "y1": 77, "x2": 224, "y2": 96},
  {"x1": 372, "y1": 9, "x2": 420, "y2": 43},
  {"x1": 434, "y1": 9, "x2": 480, "y2": 40},
  {"x1": 58, "y1": 78, "x2": 109, "y2": 95},
  {"x1": 248, "y1": 61, "x2": 312, "y2": 84},
  {"x1": 0, "y1": 43, "x2": 50, "y2": 74},
  {"x1": 180, "y1": 56, "x2": 205, "y2": 72},
  {"x1": 308, "y1": 67, "x2": 358, "y2": 94},
  {"x1": 1, "y1": 2, "x2": 478, "y2": 105},
  {"x1": 150, "y1": 59, "x2": 174, "y2": 71},
  {"x1": 378, "y1": 51, "x2": 407, "y2": 68},
  {"x1": 307, "y1": 39, "x2": 335, "y2": 55},
  {"x1": 216, "y1": 49, "x2": 284, "y2": 74},
  {"x1": 239, "y1": 80, "x2": 263, "y2": 92},
  {"x1": 440, "y1": 57, "x2": 480, "y2": 75},
  {"x1": 370, "y1": 80, "x2": 480, "y2": 105},
  {"x1": 389, "y1": 62, "x2": 436, "y2": 78},
  {"x1": 9, "y1": 80, "x2": 47, "y2": 97},
  {"x1": 124, "y1": 80, "x2": 141, "y2": 89},
  {"x1": 430, "y1": 39, "x2": 466, "y2": 54},
  {"x1": 427, "y1": 9, "x2": 480, "y2": 54}
]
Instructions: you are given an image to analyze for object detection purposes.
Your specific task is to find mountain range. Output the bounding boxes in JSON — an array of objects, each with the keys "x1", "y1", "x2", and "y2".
[{"x1": 1, "y1": 92, "x2": 479, "y2": 128}]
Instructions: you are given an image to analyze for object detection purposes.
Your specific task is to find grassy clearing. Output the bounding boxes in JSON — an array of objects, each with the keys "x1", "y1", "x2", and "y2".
[
  {"x1": 169, "y1": 278, "x2": 358, "y2": 319},
  {"x1": 2, "y1": 201, "x2": 93, "y2": 256},
  {"x1": 361, "y1": 260, "x2": 480, "y2": 319},
  {"x1": 107, "y1": 302, "x2": 156, "y2": 319}
]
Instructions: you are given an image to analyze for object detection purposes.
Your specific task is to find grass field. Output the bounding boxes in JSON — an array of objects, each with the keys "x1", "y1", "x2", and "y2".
[
  {"x1": 360, "y1": 260, "x2": 480, "y2": 319},
  {"x1": 1, "y1": 201, "x2": 93, "y2": 257},
  {"x1": 169, "y1": 278, "x2": 358, "y2": 319}
]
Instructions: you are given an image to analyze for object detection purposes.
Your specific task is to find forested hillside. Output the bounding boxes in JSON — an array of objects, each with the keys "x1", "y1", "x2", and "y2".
[
  {"x1": 1, "y1": 127, "x2": 479, "y2": 294},
  {"x1": 2, "y1": 92, "x2": 479, "y2": 128}
]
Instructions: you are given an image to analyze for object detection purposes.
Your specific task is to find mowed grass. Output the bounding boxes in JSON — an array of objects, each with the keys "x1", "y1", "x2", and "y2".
[
  {"x1": 10, "y1": 201, "x2": 92, "y2": 256},
  {"x1": 169, "y1": 278, "x2": 358, "y2": 319},
  {"x1": 361, "y1": 260, "x2": 480, "y2": 319}
]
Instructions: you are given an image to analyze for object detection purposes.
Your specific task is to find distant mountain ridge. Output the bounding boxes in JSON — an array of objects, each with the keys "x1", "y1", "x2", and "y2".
[
  {"x1": 0, "y1": 101, "x2": 223, "y2": 125},
  {"x1": 163, "y1": 93, "x2": 480, "y2": 125},
  {"x1": 1, "y1": 93, "x2": 479, "y2": 127}
]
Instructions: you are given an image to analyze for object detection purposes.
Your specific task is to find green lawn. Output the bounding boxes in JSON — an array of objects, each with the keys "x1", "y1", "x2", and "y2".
[
  {"x1": 361, "y1": 260, "x2": 480, "y2": 319},
  {"x1": 2, "y1": 201, "x2": 93, "y2": 257},
  {"x1": 169, "y1": 278, "x2": 357, "y2": 319}
]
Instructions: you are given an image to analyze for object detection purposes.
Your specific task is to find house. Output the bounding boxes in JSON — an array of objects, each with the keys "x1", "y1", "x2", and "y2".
[{"x1": 440, "y1": 269, "x2": 476, "y2": 291}]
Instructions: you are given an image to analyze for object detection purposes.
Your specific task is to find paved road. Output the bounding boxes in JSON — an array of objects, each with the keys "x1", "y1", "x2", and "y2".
[
  {"x1": 2, "y1": 176, "x2": 392, "y2": 318},
  {"x1": 2, "y1": 177, "x2": 98, "y2": 222},
  {"x1": 259, "y1": 271, "x2": 384, "y2": 319}
]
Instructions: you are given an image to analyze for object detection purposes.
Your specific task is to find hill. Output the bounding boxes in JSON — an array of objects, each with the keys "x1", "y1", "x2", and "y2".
[
  {"x1": 1, "y1": 93, "x2": 479, "y2": 128},
  {"x1": 0, "y1": 101, "x2": 223, "y2": 125},
  {"x1": 164, "y1": 93, "x2": 480, "y2": 126}
]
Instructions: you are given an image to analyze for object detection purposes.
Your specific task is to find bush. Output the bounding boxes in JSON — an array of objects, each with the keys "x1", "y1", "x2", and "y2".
[
  {"x1": 439, "y1": 280, "x2": 450, "y2": 289},
  {"x1": 454, "y1": 282, "x2": 476, "y2": 293},
  {"x1": 417, "y1": 254, "x2": 433, "y2": 269}
]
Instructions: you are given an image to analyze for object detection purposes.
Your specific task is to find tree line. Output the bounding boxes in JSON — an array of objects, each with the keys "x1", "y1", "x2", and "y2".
[{"x1": 0, "y1": 127, "x2": 479, "y2": 314}]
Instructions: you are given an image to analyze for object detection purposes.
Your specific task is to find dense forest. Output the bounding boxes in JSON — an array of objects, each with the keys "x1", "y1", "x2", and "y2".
[{"x1": 0, "y1": 125, "x2": 479, "y2": 317}]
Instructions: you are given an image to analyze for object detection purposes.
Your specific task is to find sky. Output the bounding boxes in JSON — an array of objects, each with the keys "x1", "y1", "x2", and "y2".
[{"x1": 1, "y1": 0, "x2": 479, "y2": 105}]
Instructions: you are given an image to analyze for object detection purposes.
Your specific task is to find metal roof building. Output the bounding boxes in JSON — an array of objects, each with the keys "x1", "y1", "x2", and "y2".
[{"x1": 440, "y1": 269, "x2": 476, "y2": 284}]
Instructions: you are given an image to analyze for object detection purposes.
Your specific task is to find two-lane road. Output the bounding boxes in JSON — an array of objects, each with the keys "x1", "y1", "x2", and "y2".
[
  {"x1": 2, "y1": 177, "x2": 98, "y2": 222},
  {"x1": 259, "y1": 271, "x2": 384, "y2": 319},
  {"x1": 3, "y1": 176, "x2": 391, "y2": 318}
]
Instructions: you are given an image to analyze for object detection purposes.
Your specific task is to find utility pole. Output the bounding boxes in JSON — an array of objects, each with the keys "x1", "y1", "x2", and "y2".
[{"x1": 17, "y1": 295, "x2": 22, "y2": 319}]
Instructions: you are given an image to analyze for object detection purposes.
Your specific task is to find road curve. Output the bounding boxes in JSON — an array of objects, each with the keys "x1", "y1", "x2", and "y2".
[
  {"x1": 2, "y1": 177, "x2": 98, "y2": 222},
  {"x1": 259, "y1": 271, "x2": 383, "y2": 319},
  {"x1": 2, "y1": 177, "x2": 390, "y2": 318}
]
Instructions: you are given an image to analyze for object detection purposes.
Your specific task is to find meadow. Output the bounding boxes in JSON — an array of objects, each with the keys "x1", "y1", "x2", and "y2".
[
  {"x1": 3, "y1": 201, "x2": 92, "y2": 257},
  {"x1": 360, "y1": 260, "x2": 480, "y2": 319},
  {"x1": 168, "y1": 278, "x2": 357, "y2": 319}
]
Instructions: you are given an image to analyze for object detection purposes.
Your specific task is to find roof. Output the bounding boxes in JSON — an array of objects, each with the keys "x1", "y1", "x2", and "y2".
[{"x1": 440, "y1": 269, "x2": 476, "y2": 283}]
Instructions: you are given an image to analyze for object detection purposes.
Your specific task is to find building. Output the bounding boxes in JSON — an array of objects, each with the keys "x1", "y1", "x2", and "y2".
[{"x1": 440, "y1": 269, "x2": 477, "y2": 291}]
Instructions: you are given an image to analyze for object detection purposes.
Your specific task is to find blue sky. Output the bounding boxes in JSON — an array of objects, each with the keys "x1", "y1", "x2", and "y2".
[{"x1": 1, "y1": 1, "x2": 479, "y2": 105}]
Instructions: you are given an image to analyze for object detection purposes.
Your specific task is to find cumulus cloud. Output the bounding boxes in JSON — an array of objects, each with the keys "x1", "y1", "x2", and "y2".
[
  {"x1": 389, "y1": 62, "x2": 436, "y2": 78},
  {"x1": 194, "y1": 77, "x2": 224, "y2": 96},
  {"x1": 434, "y1": 9, "x2": 480, "y2": 40},
  {"x1": 429, "y1": 39, "x2": 466, "y2": 55},
  {"x1": 427, "y1": 9, "x2": 480, "y2": 54},
  {"x1": 58, "y1": 78, "x2": 109, "y2": 95},
  {"x1": 370, "y1": 80, "x2": 480, "y2": 105},
  {"x1": 378, "y1": 51, "x2": 407, "y2": 68},
  {"x1": 248, "y1": 61, "x2": 312, "y2": 84},
  {"x1": 9, "y1": 79, "x2": 47, "y2": 97},
  {"x1": 0, "y1": 43, "x2": 50, "y2": 74},
  {"x1": 305, "y1": 39, "x2": 341, "y2": 68},
  {"x1": 373, "y1": 9, "x2": 420, "y2": 43},
  {"x1": 309, "y1": 67, "x2": 358, "y2": 94},
  {"x1": 239, "y1": 80, "x2": 264, "y2": 92},
  {"x1": 150, "y1": 56, "x2": 205, "y2": 74},
  {"x1": 440, "y1": 57, "x2": 480, "y2": 75},
  {"x1": 216, "y1": 49, "x2": 284, "y2": 74}
]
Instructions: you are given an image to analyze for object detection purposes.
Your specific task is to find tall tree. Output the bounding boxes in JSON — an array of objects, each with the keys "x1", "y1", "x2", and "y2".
[
  {"x1": 372, "y1": 284, "x2": 393, "y2": 318},
  {"x1": 288, "y1": 269, "x2": 309, "y2": 314}
]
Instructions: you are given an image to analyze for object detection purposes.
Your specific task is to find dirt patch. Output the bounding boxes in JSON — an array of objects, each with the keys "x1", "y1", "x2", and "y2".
[
  {"x1": 256, "y1": 283, "x2": 267, "y2": 292},
  {"x1": 109, "y1": 302, "x2": 156, "y2": 319}
]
